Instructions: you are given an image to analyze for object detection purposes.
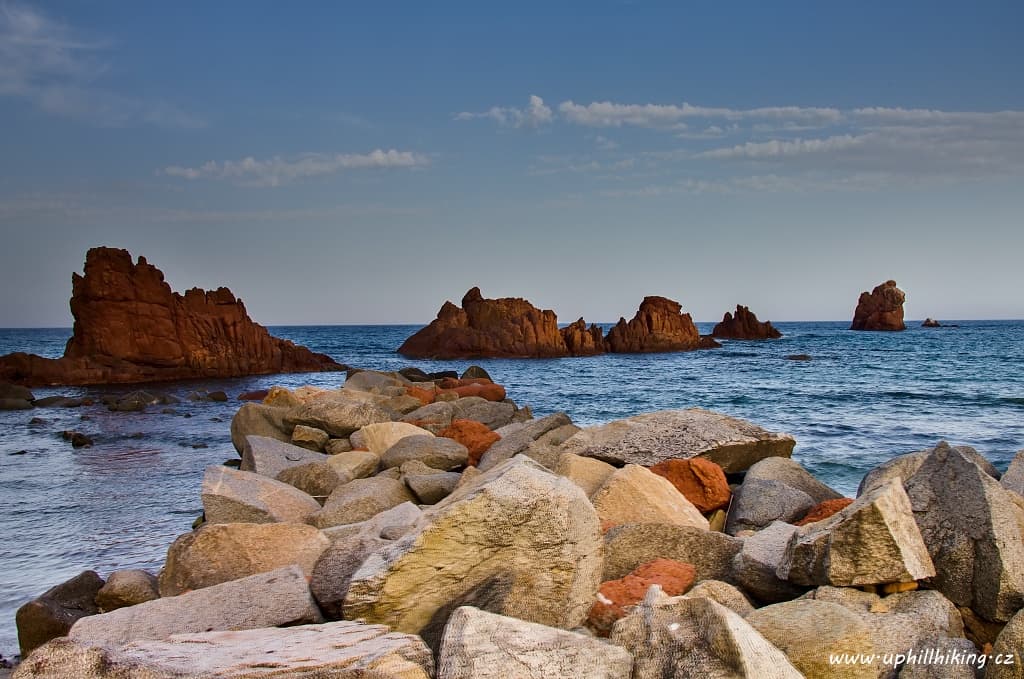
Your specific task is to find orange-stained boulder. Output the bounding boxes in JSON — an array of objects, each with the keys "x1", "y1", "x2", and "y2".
[
  {"x1": 851, "y1": 280, "x2": 906, "y2": 331},
  {"x1": 398, "y1": 287, "x2": 572, "y2": 359},
  {"x1": 711, "y1": 305, "x2": 782, "y2": 340},
  {"x1": 648, "y1": 458, "x2": 732, "y2": 514},
  {"x1": 560, "y1": 318, "x2": 605, "y2": 356},
  {"x1": 794, "y1": 497, "x2": 855, "y2": 526},
  {"x1": 0, "y1": 248, "x2": 344, "y2": 386},
  {"x1": 439, "y1": 419, "x2": 500, "y2": 466},
  {"x1": 587, "y1": 559, "x2": 696, "y2": 636},
  {"x1": 604, "y1": 296, "x2": 712, "y2": 353},
  {"x1": 405, "y1": 386, "x2": 436, "y2": 406}
]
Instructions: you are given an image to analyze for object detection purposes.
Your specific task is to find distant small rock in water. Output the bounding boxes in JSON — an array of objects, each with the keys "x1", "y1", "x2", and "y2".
[
  {"x1": 712, "y1": 305, "x2": 782, "y2": 340},
  {"x1": 850, "y1": 280, "x2": 906, "y2": 331},
  {"x1": 922, "y1": 318, "x2": 942, "y2": 327},
  {"x1": 786, "y1": 354, "x2": 812, "y2": 361}
]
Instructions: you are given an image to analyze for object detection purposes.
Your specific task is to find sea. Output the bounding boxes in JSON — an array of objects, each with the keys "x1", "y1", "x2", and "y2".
[{"x1": 1, "y1": 320, "x2": 1023, "y2": 657}]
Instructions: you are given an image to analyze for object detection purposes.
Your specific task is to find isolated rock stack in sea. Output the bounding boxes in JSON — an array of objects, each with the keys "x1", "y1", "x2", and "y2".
[
  {"x1": 398, "y1": 287, "x2": 718, "y2": 358},
  {"x1": 13, "y1": 368, "x2": 1024, "y2": 678},
  {"x1": 0, "y1": 247, "x2": 344, "y2": 386},
  {"x1": 711, "y1": 304, "x2": 783, "y2": 339},
  {"x1": 850, "y1": 279, "x2": 907, "y2": 331}
]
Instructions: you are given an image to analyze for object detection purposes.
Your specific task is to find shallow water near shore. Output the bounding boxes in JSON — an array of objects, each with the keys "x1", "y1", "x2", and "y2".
[{"x1": 1, "y1": 320, "x2": 1023, "y2": 656}]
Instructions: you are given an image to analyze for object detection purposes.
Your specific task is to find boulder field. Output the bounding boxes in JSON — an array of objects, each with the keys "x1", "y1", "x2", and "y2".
[
  {"x1": 0, "y1": 247, "x2": 344, "y2": 386},
  {"x1": 12, "y1": 368, "x2": 1024, "y2": 678}
]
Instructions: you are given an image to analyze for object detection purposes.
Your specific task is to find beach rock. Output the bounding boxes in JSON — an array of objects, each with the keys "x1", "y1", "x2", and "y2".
[
  {"x1": 290, "y1": 424, "x2": 329, "y2": 451},
  {"x1": 795, "y1": 497, "x2": 855, "y2": 525},
  {"x1": 590, "y1": 464, "x2": 709, "y2": 530},
  {"x1": 684, "y1": 579, "x2": 756, "y2": 617},
  {"x1": 285, "y1": 391, "x2": 395, "y2": 437},
  {"x1": 904, "y1": 442, "x2": 1024, "y2": 622},
  {"x1": 725, "y1": 478, "x2": 815, "y2": 534},
  {"x1": 747, "y1": 599, "x2": 877, "y2": 678},
  {"x1": 229, "y1": 403, "x2": 291, "y2": 453},
  {"x1": 921, "y1": 318, "x2": 942, "y2": 328},
  {"x1": 381, "y1": 435, "x2": 468, "y2": 471},
  {"x1": 64, "y1": 431, "x2": 93, "y2": 447},
  {"x1": 441, "y1": 381, "x2": 507, "y2": 402},
  {"x1": 648, "y1": 458, "x2": 732, "y2": 513},
  {"x1": 402, "y1": 401, "x2": 455, "y2": 433},
  {"x1": 858, "y1": 445, "x2": 998, "y2": 496},
  {"x1": 237, "y1": 388, "x2": 268, "y2": 401},
  {"x1": 345, "y1": 370, "x2": 408, "y2": 393},
  {"x1": 276, "y1": 460, "x2": 347, "y2": 500},
  {"x1": 33, "y1": 396, "x2": 87, "y2": 408},
  {"x1": 439, "y1": 419, "x2": 499, "y2": 465},
  {"x1": 263, "y1": 385, "x2": 306, "y2": 408},
  {"x1": 344, "y1": 457, "x2": 602, "y2": 650},
  {"x1": 438, "y1": 606, "x2": 631, "y2": 679},
  {"x1": 158, "y1": 523, "x2": 329, "y2": 596},
  {"x1": 311, "y1": 503, "x2": 424, "y2": 618},
  {"x1": 357, "y1": 421, "x2": 434, "y2": 456},
  {"x1": 26, "y1": 620, "x2": 433, "y2": 679},
  {"x1": 561, "y1": 408, "x2": 795, "y2": 472},
  {"x1": 0, "y1": 248, "x2": 343, "y2": 387},
  {"x1": 240, "y1": 435, "x2": 329, "y2": 479},
  {"x1": 850, "y1": 279, "x2": 907, "y2": 331},
  {"x1": 731, "y1": 521, "x2": 807, "y2": 603},
  {"x1": 610, "y1": 588, "x2": 803, "y2": 679},
  {"x1": 1000, "y1": 449, "x2": 1024, "y2": 498},
  {"x1": 405, "y1": 471, "x2": 461, "y2": 504},
  {"x1": 0, "y1": 398, "x2": 32, "y2": 410},
  {"x1": 604, "y1": 295, "x2": 706, "y2": 353},
  {"x1": 450, "y1": 396, "x2": 515, "y2": 429},
  {"x1": 94, "y1": 570, "x2": 159, "y2": 613},
  {"x1": 477, "y1": 412, "x2": 572, "y2": 471},
  {"x1": 0, "y1": 382, "x2": 33, "y2": 401},
  {"x1": 324, "y1": 437, "x2": 353, "y2": 454},
  {"x1": 712, "y1": 304, "x2": 783, "y2": 339},
  {"x1": 15, "y1": 570, "x2": 104, "y2": 657},
  {"x1": 201, "y1": 465, "x2": 321, "y2": 524},
  {"x1": 898, "y1": 635, "x2": 982, "y2": 678},
  {"x1": 67, "y1": 566, "x2": 321, "y2": 647},
  {"x1": 778, "y1": 479, "x2": 935, "y2": 587},
  {"x1": 397, "y1": 287, "x2": 575, "y2": 358},
  {"x1": 461, "y1": 365, "x2": 492, "y2": 381},
  {"x1": 602, "y1": 523, "x2": 742, "y2": 582},
  {"x1": 587, "y1": 559, "x2": 696, "y2": 636},
  {"x1": 554, "y1": 452, "x2": 616, "y2": 497},
  {"x1": 311, "y1": 477, "x2": 416, "y2": 528},
  {"x1": 559, "y1": 317, "x2": 606, "y2": 356},
  {"x1": 745, "y1": 456, "x2": 845, "y2": 503},
  {"x1": 326, "y1": 449, "x2": 380, "y2": 479},
  {"x1": 988, "y1": 607, "x2": 1024, "y2": 679}
]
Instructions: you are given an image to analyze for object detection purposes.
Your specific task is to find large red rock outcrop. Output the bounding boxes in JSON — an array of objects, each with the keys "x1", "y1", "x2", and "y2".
[
  {"x1": 0, "y1": 248, "x2": 344, "y2": 386},
  {"x1": 398, "y1": 288, "x2": 570, "y2": 359},
  {"x1": 711, "y1": 305, "x2": 782, "y2": 339},
  {"x1": 850, "y1": 280, "x2": 906, "y2": 331},
  {"x1": 604, "y1": 296, "x2": 716, "y2": 353},
  {"x1": 560, "y1": 318, "x2": 605, "y2": 356}
]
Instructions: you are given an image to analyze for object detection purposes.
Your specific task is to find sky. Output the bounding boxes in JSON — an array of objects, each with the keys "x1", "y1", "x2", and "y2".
[{"x1": 1, "y1": 1, "x2": 1022, "y2": 327}]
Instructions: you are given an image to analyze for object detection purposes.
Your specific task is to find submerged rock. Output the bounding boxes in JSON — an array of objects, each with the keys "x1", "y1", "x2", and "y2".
[{"x1": 15, "y1": 571, "x2": 104, "y2": 657}]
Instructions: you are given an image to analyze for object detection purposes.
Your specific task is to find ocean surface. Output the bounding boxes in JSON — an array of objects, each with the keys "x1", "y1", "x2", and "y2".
[{"x1": 2, "y1": 320, "x2": 1023, "y2": 657}]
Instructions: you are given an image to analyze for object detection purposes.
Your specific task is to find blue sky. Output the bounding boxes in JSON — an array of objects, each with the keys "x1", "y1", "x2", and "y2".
[{"x1": 1, "y1": 1, "x2": 1022, "y2": 326}]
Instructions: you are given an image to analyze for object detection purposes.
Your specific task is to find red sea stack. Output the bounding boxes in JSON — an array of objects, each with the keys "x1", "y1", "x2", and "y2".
[
  {"x1": 850, "y1": 280, "x2": 907, "y2": 331},
  {"x1": 711, "y1": 305, "x2": 782, "y2": 340},
  {"x1": 0, "y1": 247, "x2": 344, "y2": 386},
  {"x1": 604, "y1": 296, "x2": 709, "y2": 353},
  {"x1": 560, "y1": 318, "x2": 605, "y2": 356}
]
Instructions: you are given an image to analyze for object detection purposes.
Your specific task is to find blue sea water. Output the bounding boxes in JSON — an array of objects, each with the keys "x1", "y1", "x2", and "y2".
[{"x1": 1, "y1": 320, "x2": 1023, "y2": 657}]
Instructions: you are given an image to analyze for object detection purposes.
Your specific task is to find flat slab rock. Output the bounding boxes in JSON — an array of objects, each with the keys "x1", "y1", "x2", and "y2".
[
  {"x1": 560, "y1": 408, "x2": 795, "y2": 472},
  {"x1": 17, "y1": 621, "x2": 433, "y2": 678}
]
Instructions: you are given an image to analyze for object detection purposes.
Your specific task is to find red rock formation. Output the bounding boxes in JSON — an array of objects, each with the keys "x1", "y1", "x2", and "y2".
[
  {"x1": 648, "y1": 458, "x2": 732, "y2": 514},
  {"x1": 851, "y1": 280, "x2": 906, "y2": 331},
  {"x1": 398, "y1": 288, "x2": 571, "y2": 359},
  {"x1": 604, "y1": 296, "x2": 712, "y2": 353},
  {"x1": 587, "y1": 559, "x2": 696, "y2": 636},
  {"x1": 711, "y1": 305, "x2": 782, "y2": 340},
  {"x1": 439, "y1": 419, "x2": 500, "y2": 466},
  {"x1": 560, "y1": 318, "x2": 605, "y2": 356},
  {"x1": 0, "y1": 248, "x2": 344, "y2": 386}
]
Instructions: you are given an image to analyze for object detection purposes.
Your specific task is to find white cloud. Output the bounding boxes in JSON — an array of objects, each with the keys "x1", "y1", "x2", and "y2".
[
  {"x1": 455, "y1": 94, "x2": 552, "y2": 128},
  {"x1": 162, "y1": 149, "x2": 430, "y2": 187},
  {"x1": 698, "y1": 134, "x2": 867, "y2": 159},
  {"x1": 557, "y1": 100, "x2": 841, "y2": 128},
  {"x1": 0, "y1": 2, "x2": 203, "y2": 128}
]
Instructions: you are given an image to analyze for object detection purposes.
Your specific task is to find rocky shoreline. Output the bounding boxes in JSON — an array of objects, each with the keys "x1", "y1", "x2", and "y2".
[{"x1": 10, "y1": 367, "x2": 1024, "y2": 678}]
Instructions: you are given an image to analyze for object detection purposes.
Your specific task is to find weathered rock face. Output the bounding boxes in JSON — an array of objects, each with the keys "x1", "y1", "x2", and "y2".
[
  {"x1": 590, "y1": 464, "x2": 709, "y2": 530},
  {"x1": 559, "y1": 317, "x2": 605, "y2": 356},
  {"x1": 604, "y1": 296, "x2": 707, "y2": 353},
  {"x1": 27, "y1": 620, "x2": 433, "y2": 679},
  {"x1": 587, "y1": 559, "x2": 696, "y2": 636},
  {"x1": 398, "y1": 287, "x2": 572, "y2": 358},
  {"x1": 648, "y1": 458, "x2": 732, "y2": 514},
  {"x1": 343, "y1": 457, "x2": 602, "y2": 650},
  {"x1": 712, "y1": 304, "x2": 783, "y2": 339},
  {"x1": 16, "y1": 571, "x2": 104, "y2": 657},
  {"x1": 201, "y1": 465, "x2": 322, "y2": 524},
  {"x1": 602, "y1": 523, "x2": 741, "y2": 582},
  {"x1": 438, "y1": 607, "x2": 633, "y2": 679},
  {"x1": 561, "y1": 408, "x2": 795, "y2": 473},
  {"x1": 850, "y1": 279, "x2": 906, "y2": 331},
  {"x1": 0, "y1": 247, "x2": 344, "y2": 386}
]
